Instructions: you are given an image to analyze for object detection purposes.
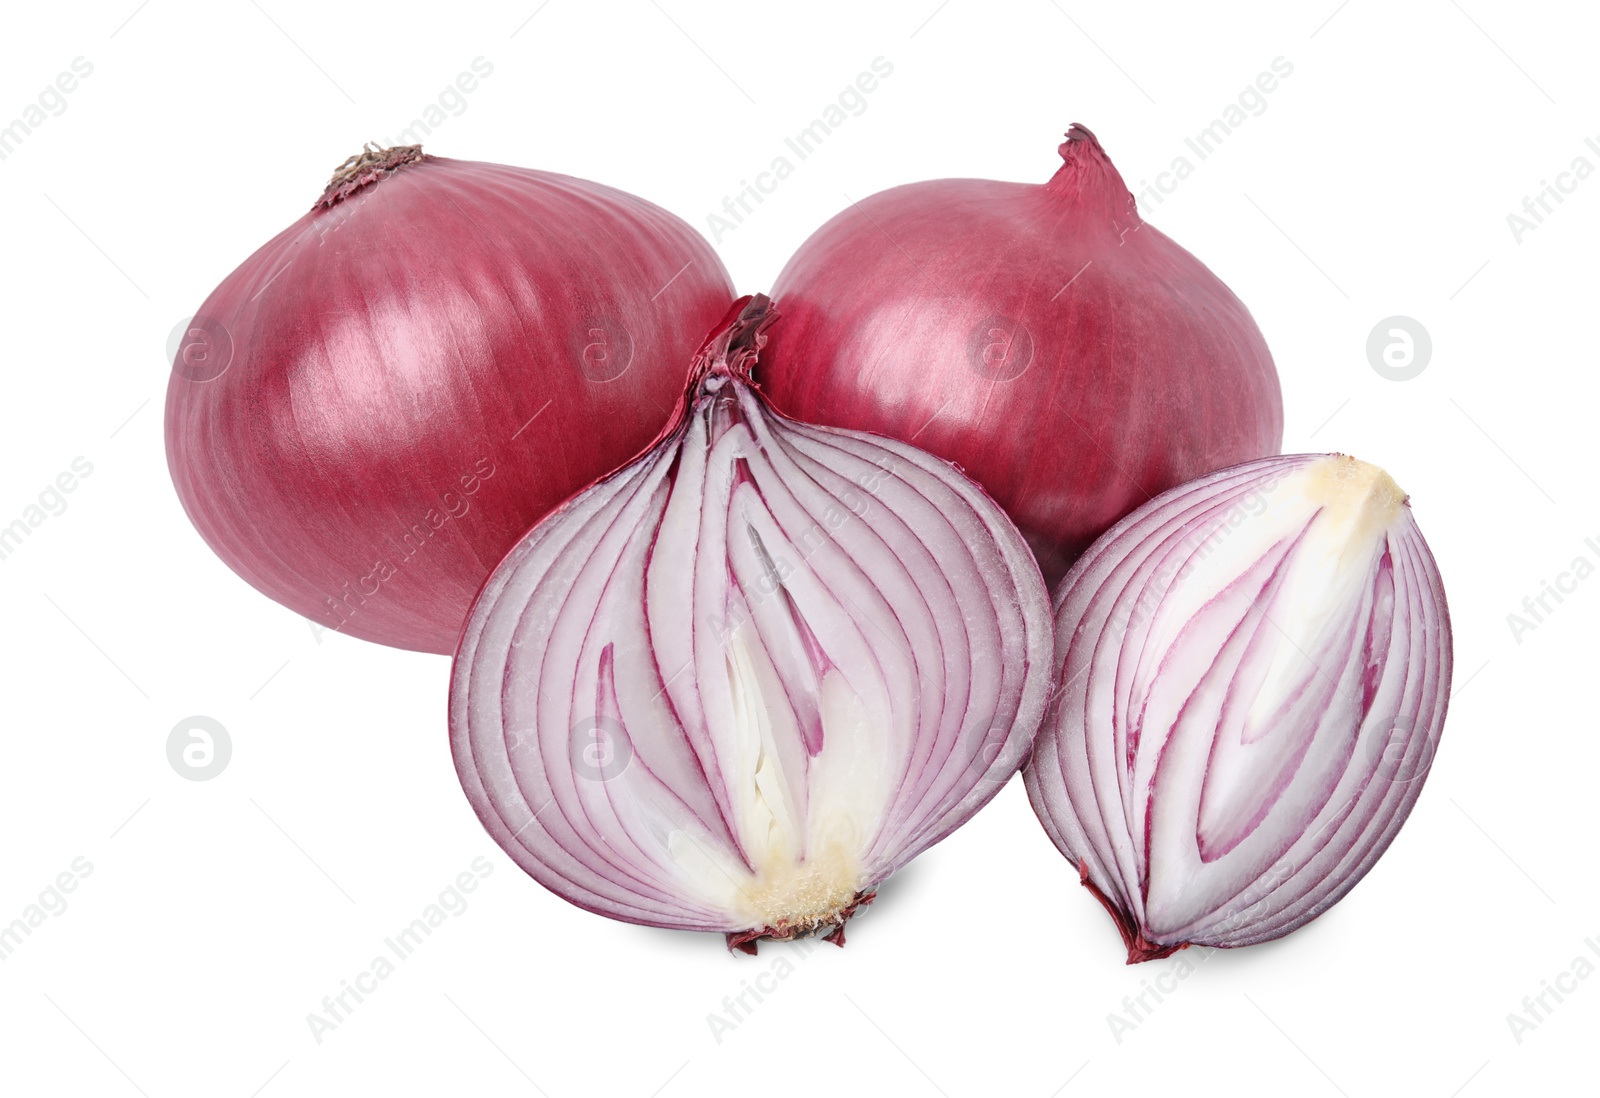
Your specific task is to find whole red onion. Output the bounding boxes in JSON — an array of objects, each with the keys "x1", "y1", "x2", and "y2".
[
  {"x1": 166, "y1": 145, "x2": 735, "y2": 653},
  {"x1": 761, "y1": 124, "x2": 1283, "y2": 586}
]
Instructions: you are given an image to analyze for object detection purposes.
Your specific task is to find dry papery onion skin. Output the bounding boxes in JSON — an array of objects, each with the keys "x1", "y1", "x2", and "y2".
[
  {"x1": 165, "y1": 144, "x2": 734, "y2": 653},
  {"x1": 451, "y1": 296, "x2": 1054, "y2": 951},
  {"x1": 1024, "y1": 454, "x2": 1451, "y2": 962}
]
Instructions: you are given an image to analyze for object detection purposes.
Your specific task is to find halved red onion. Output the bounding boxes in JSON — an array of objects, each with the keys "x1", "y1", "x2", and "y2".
[
  {"x1": 451, "y1": 297, "x2": 1053, "y2": 949},
  {"x1": 1024, "y1": 454, "x2": 1451, "y2": 961},
  {"x1": 166, "y1": 145, "x2": 734, "y2": 653},
  {"x1": 762, "y1": 124, "x2": 1283, "y2": 586}
]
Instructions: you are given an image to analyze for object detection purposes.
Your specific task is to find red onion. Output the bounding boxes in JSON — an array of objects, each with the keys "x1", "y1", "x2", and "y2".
[
  {"x1": 761, "y1": 124, "x2": 1283, "y2": 586},
  {"x1": 1024, "y1": 454, "x2": 1452, "y2": 962},
  {"x1": 165, "y1": 145, "x2": 735, "y2": 653},
  {"x1": 450, "y1": 297, "x2": 1052, "y2": 950}
]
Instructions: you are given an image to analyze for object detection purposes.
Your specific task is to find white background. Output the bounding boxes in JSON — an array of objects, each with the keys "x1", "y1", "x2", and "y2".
[{"x1": 1, "y1": 1, "x2": 1594, "y2": 1095}]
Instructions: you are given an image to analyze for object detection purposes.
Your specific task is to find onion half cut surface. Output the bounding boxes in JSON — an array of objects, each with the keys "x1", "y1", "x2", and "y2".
[
  {"x1": 1025, "y1": 454, "x2": 1452, "y2": 961},
  {"x1": 451, "y1": 298, "x2": 1054, "y2": 949}
]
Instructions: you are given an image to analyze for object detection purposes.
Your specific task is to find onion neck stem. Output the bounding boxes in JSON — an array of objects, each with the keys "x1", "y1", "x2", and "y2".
[
  {"x1": 315, "y1": 144, "x2": 427, "y2": 210},
  {"x1": 690, "y1": 294, "x2": 777, "y2": 387}
]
